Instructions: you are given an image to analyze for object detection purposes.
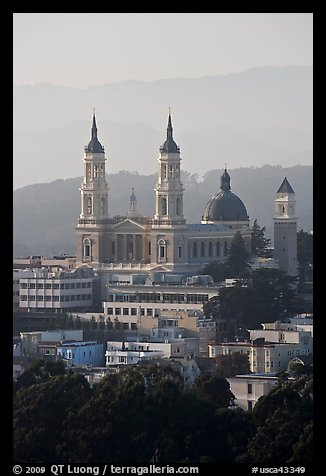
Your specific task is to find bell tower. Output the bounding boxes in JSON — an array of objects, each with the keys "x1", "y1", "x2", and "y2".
[
  {"x1": 273, "y1": 177, "x2": 298, "y2": 276},
  {"x1": 154, "y1": 112, "x2": 185, "y2": 226},
  {"x1": 76, "y1": 112, "x2": 111, "y2": 264}
]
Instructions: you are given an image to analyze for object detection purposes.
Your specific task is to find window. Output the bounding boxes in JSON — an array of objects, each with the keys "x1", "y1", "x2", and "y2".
[
  {"x1": 45, "y1": 283, "x2": 52, "y2": 289},
  {"x1": 115, "y1": 308, "x2": 121, "y2": 315},
  {"x1": 94, "y1": 165, "x2": 98, "y2": 178},
  {"x1": 216, "y1": 241, "x2": 220, "y2": 257},
  {"x1": 201, "y1": 242, "x2": 205, "y2": 257},
  {"x1": 193, "y1": 242, "x2": 197, "y2": 257},
  {"x1": 248, "y1": 384, "x2": 252, "y2": 394},
  {"x1": 131, "y1": 323, "x2": 137, "y2": 330},
  {"x1": 107, "y1": 308, "x2": 113, "y2": 315},
  {"x1": 162, "y1": 197, "x2": 167, "y2": 215},
  {"x1": 147, "y1": 308, "x2": 153, "y2": 316},
  {"x1": 208, "y1": 242, "x2": 212, "y2": 257},
  {"x1": 248, "y1": 401, "x2": 253, "y2": 411},
  {"x1": 224, "y1": 241, "x2": 228, "y2": 256},
  {"x1": 178, "y1": 245, "x2": 182, "y2": 258},
  {"x1": 123, "y1": 323, "x2": 129, "y2": 330},
  {"x1": 169, "y1": 165, "x2": 174, "y2": 177},
  {"x1": 130, "y1": 308, "x2": 137, "y2": 315},
  {"x1": 123, "y1": 308, "x2": 129, "y2": 316},
  {"x1": 87, "y1": 196, "x2": 92, "y2": 214},
  {"x1": 148, "y1": 241, "x2": 152, "y2": 256}
]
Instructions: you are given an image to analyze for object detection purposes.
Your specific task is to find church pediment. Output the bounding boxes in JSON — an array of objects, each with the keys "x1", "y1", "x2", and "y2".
[{"x1": 112, "y1": 218, "x2": 145, "y2": 232}]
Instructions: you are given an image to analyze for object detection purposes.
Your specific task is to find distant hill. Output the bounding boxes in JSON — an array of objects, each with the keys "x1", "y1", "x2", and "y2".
[
  {"x1": 13, "y1": 66, "x2": 312, "y2": 190},
  {"x1": 13, "y1": 165, "x2": 313, "y2": 257}
]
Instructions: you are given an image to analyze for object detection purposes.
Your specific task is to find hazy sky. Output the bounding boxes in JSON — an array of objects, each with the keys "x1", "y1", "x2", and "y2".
[{"x1": 13, "y1": 13, "x2": 313, "y2": 88}]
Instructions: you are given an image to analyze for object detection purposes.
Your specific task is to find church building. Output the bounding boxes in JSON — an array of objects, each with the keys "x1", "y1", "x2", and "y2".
[{"x1": 76, "y1": 112, "x2": 252, "y2": 274}]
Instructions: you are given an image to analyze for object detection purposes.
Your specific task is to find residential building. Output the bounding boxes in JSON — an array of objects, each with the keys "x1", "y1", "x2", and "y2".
[
  {"x1": 18, "y1": 266, "x2": 99, "y2": 312},
  {"x1": 57, "y1": 341, "x2": 104, "y2": 367},
  {"x1": 227, "y1": 374, "x2": 280, "y2": 411},
  {"x1": 20, "y1": 329, "x2": 84, "y2": 355},
  {"x1": 209, "y1": 339, "x2": 312, "y2": 374}
]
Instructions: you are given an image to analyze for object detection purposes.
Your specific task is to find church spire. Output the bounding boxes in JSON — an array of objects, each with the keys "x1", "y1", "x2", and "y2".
[
  {"x1": 160, "y1": 110, "x2": 180, "y2": 153},
  {"x1": 91, "y1": 112, "x2": 98, "y2": 140},
  {"x1": 85, "y1": 111, "x2": 104, "y2": 153}
]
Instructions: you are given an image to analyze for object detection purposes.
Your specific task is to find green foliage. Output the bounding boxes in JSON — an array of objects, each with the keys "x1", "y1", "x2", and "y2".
[
  {"x1": 225, "y1": 231, "x2": 251, "y2": 278},
  {"x1": 202, "y1": 260, "x2": 226, "y2": 283},
  {"x1": 250, "y1": 219, "x2": 271, "y2": 257},
  {"x1": 214, "y1": 353, "x2": 250, "y2": 378},
  {"x1": 297, "y1": 229, "x2": 313, "y2": 289},
  {"x1": 14, "y1": 358, "x2": 65, "y2": 393},
  {"x1": 193, "y1": 374, "x2": 235, "y2": 407},
  {"x1": 13, "y1": 373, "x2": 91, "y2": 463},
  {"x1": 204, "y1": 268, "x2": 306, "y2": 337},
  {"x1": 245, "y1": 375, "x2": 313, "y2": 465},
  {"x1": 13, "y1": 361, "x2": 312, "y2": 465}
]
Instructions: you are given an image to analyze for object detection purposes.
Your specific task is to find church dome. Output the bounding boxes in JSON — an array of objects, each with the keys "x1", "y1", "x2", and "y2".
[{"x1": 202, "y1": 169, "x2": 249, "y2": 223}]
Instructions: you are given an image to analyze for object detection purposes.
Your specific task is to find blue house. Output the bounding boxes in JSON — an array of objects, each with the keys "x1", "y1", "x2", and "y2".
[{"x1": 57, "y1": 341, "x2": 104, "y2": 367}]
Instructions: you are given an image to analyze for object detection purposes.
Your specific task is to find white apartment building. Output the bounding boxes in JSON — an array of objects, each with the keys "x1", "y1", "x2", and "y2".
[
  {"x1": 18, "y1": 267, "x2": 96, "y2": 312},
  {"x1": 13, "y1": 269, "x2": 35, "y2": 311},
  {"x1": 227, "y1": 374, "x2": 280, "y2": 411},
  {"x1": 102, "y1": 282, "x2": 221, "y2": 329},
  {"x1": 106, "y1": 337, "x2": 199, "y2": 366}
]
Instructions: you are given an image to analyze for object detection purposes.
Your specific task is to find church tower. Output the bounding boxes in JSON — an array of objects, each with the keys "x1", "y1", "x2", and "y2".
[
  {"x1": 76, "y1": 113, "x2": 110, "y2": 264},
  {"x1": 154, "y1": 112, "x2": 186, "y2": 226},
  {"x1": 273, "y1": 177, "x2": 298, "y2": 276}
]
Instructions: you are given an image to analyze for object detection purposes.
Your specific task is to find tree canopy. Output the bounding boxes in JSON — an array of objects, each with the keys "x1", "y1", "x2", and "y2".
[
  {"x1": 250, "y1": 219, "x2": 271, "y2": 257},
  {"x1": 13, "y1": 361, "x2": 312, "y2": 465}
]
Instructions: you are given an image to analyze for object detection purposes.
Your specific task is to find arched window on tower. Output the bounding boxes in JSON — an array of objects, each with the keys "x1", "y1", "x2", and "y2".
[
  {"x1": 158, "y1": 240, "x2": 166, "y2": 260},
  {"x1": 201, "y1": 242, "x2": 205, "y2": 257},
  {"x1": 162, "y1": 197, "x2": 167, "y2": 215},
  {"x1": 282, "y1": 205, "x2": 285, "y2": 214},
  {"x1": 94, "y1": 165, "x2": 99, "y2": 178},
  {"x1": 87, "y1": 196, "x2": 92, "y2": 214},
  {"x1": 83, "y1": 238, "x2": 92, "y2": 260},
  {"x1": 175, "y1": 164, "x2": 180, "y2": 178},
  {"x1": 100, "y1": 164, "x2": 105, "y2": 177},
  {"x1": 88, "y1": 164, "x2": 92, "y2": 178}
]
